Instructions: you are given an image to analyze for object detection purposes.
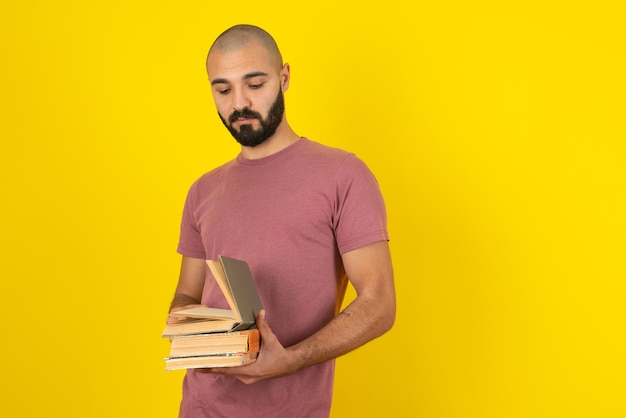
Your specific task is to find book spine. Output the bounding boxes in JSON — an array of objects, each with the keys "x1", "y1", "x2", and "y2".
[{"x1": 246, "y1": 329, "x2": 261, "y2": 352}]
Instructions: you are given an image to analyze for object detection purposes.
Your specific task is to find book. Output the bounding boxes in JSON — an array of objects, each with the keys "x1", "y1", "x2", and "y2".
[
  {"x1": 163, "y1": 256, "x2": 263, "y2": 337},
  {"x1": 163, "y1": 256, "x2": 263, "y2": 370},
  {"x1": 164, "y1": 351, "x2": 259, "y2": 370},
  {"x1": 162, "y1": 307, "x2": 239, "y2": 337},
  {"x1": 168, "y1": 328, "x2": 260, "y2": 358}
]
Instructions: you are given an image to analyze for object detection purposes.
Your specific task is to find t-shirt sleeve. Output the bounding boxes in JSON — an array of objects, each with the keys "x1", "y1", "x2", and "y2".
[
  {"x1": 177, "y1": 181, "x2": 207, "y2": 259},
  {"x1": 333, "y1": 154, "x2": 389, "y2": 255}
]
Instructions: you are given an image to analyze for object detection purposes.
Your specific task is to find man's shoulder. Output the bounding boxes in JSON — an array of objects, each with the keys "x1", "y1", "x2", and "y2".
[
  {"x1": 300, "y1": 137, "x2": 351, "y2": 155},
  {"x1": 297, "y1": 138, "x2": 356, "y2": 165},
  {"x1": 189, "y1": 158, "x2": 238, "y2": 189}
]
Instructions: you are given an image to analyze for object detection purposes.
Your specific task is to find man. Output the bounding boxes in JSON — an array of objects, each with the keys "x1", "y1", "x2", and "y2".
[{"x1": 168, "y1": 24, "x2": 395, "y2": 417}]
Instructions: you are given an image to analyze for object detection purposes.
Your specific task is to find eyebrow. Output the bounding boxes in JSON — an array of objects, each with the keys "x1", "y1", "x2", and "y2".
[{"x1": 211, "y1": 71, "x2": 269, "y2": 86}]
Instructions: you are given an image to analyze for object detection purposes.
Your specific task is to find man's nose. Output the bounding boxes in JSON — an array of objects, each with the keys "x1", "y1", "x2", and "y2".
[{"x1": 232, "y1": 87, "x2": 251, "y2": 111}]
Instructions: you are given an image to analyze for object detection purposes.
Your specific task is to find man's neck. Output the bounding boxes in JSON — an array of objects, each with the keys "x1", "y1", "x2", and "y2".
[{"x1": 239, "y1": 123, "x2": 300, "y2": 160}]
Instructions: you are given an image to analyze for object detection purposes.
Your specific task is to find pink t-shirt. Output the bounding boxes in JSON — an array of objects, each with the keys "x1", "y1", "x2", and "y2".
[{"x1": 176, "y1": 138, "x2": 388, "y2": 417}]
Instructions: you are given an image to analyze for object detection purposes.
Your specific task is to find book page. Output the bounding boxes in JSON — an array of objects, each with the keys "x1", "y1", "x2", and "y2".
[
  {"x1": 169, "y1": 306, "x2": 236, "y2": 320},
  {"x1": 206, "y1": 259, "x2": 241, "y2": 322}
]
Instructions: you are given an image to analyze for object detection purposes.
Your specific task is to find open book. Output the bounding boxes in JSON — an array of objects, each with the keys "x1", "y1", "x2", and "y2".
[{"x1": 163, "y1": 256, "x2": 264, "y2": 337}]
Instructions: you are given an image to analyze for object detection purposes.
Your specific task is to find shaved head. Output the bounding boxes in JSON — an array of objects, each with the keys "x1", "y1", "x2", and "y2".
[{"x1": 207, "y1": 24, "x2": 283, "y2": 71}]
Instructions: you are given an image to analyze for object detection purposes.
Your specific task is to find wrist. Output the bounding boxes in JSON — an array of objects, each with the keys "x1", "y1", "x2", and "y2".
[{"x1": 285, "y1": 341, "x2": 315, "y2": 373}]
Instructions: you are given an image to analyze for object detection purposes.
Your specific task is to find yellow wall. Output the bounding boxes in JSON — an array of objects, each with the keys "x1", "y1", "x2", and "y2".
[{"x1": 1, "y1": 1, "x2": 624, "y2": 417}]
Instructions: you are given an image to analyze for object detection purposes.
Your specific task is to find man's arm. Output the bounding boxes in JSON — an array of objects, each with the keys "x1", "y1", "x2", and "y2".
[
  {"x1": 167, "y1": 256, "x2": 206, "y2": 322},
  {"x1": 290, "y1": 240, "x2": 396, "y2": 363},
  {"x1": 206, "y1": 240, "x2": 396, "y2": 383}
]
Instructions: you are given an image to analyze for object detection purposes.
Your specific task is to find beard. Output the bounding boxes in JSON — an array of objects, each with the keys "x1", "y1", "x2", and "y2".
[{"x1": 219, "y1": 89, "x2": 285, "y2": 147}]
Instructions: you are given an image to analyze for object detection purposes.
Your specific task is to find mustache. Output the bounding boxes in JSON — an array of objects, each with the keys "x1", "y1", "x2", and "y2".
[{"x1": 228, "y1": 108, "x2": 262, "y2": 124}]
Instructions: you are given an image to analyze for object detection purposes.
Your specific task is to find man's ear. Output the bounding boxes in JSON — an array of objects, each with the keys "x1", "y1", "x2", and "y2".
[{"x1": 280, "y1": 63, "x2": 291, "y2": 92}]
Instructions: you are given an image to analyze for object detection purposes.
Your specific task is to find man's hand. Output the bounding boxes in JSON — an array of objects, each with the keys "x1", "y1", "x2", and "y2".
[{"x1": 197, "y1": 310, "x2": 301, "y2": 384}]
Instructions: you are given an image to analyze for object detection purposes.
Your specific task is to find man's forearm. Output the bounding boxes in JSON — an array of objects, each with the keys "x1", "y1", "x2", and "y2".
[
  {"x1": 287, "y1": 293, "x2": 395, "y2": 371},
  {"x1": 169, "y1": 293, "x2": 202, "y2": 312}
]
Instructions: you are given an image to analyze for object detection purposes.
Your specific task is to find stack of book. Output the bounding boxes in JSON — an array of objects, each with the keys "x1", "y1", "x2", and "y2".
[
  {"x1": 162, "y1": 256, "x2": 263, "y2": 370},
  {"x1": 164, "y1": 326, "x2": 260, "y2": 370}
]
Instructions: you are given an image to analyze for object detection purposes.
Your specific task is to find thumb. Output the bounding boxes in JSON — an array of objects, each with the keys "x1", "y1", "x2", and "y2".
[
  {"x1": 256, "y1": 309, "x2": 268, "y2": 328},
  {"x1": 255, "y1": 309, "x2": 274, "y2": 339}
]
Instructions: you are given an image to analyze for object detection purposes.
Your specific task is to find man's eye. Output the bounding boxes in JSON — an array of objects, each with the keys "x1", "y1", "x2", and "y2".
[
  {"x1": 249, "y1": 83, "x2": 264, "y2": 89},
  {"x1": 218, "y1": 88, "x2": 231, "y2": 95}
]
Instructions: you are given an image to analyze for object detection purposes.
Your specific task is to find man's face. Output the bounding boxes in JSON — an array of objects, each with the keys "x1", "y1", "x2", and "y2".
[
  {"x1": 207, "y1": 42, "x2": 288, "y2": 147},
  {"x1": 218, "y1": 88, "x2": 284, "y2": 147}
]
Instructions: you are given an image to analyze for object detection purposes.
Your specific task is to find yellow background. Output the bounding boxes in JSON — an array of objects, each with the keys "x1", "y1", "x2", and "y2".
[{"x1": 1, "y1": 1, "x2": 624, "y2": 417}]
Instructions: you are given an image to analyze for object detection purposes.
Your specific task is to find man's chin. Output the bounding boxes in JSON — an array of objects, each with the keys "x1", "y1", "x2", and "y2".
[
  {"x1": 236, "y1": 140, "x2": 265, "y2": 147},
  {"x1": 233, "y1": 132, "x2": 269, "y2": 147}
]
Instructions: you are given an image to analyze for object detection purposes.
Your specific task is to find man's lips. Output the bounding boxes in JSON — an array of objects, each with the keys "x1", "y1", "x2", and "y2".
[{"x1": 233, "y1": 117, "x2": 256, "y2": 126}]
